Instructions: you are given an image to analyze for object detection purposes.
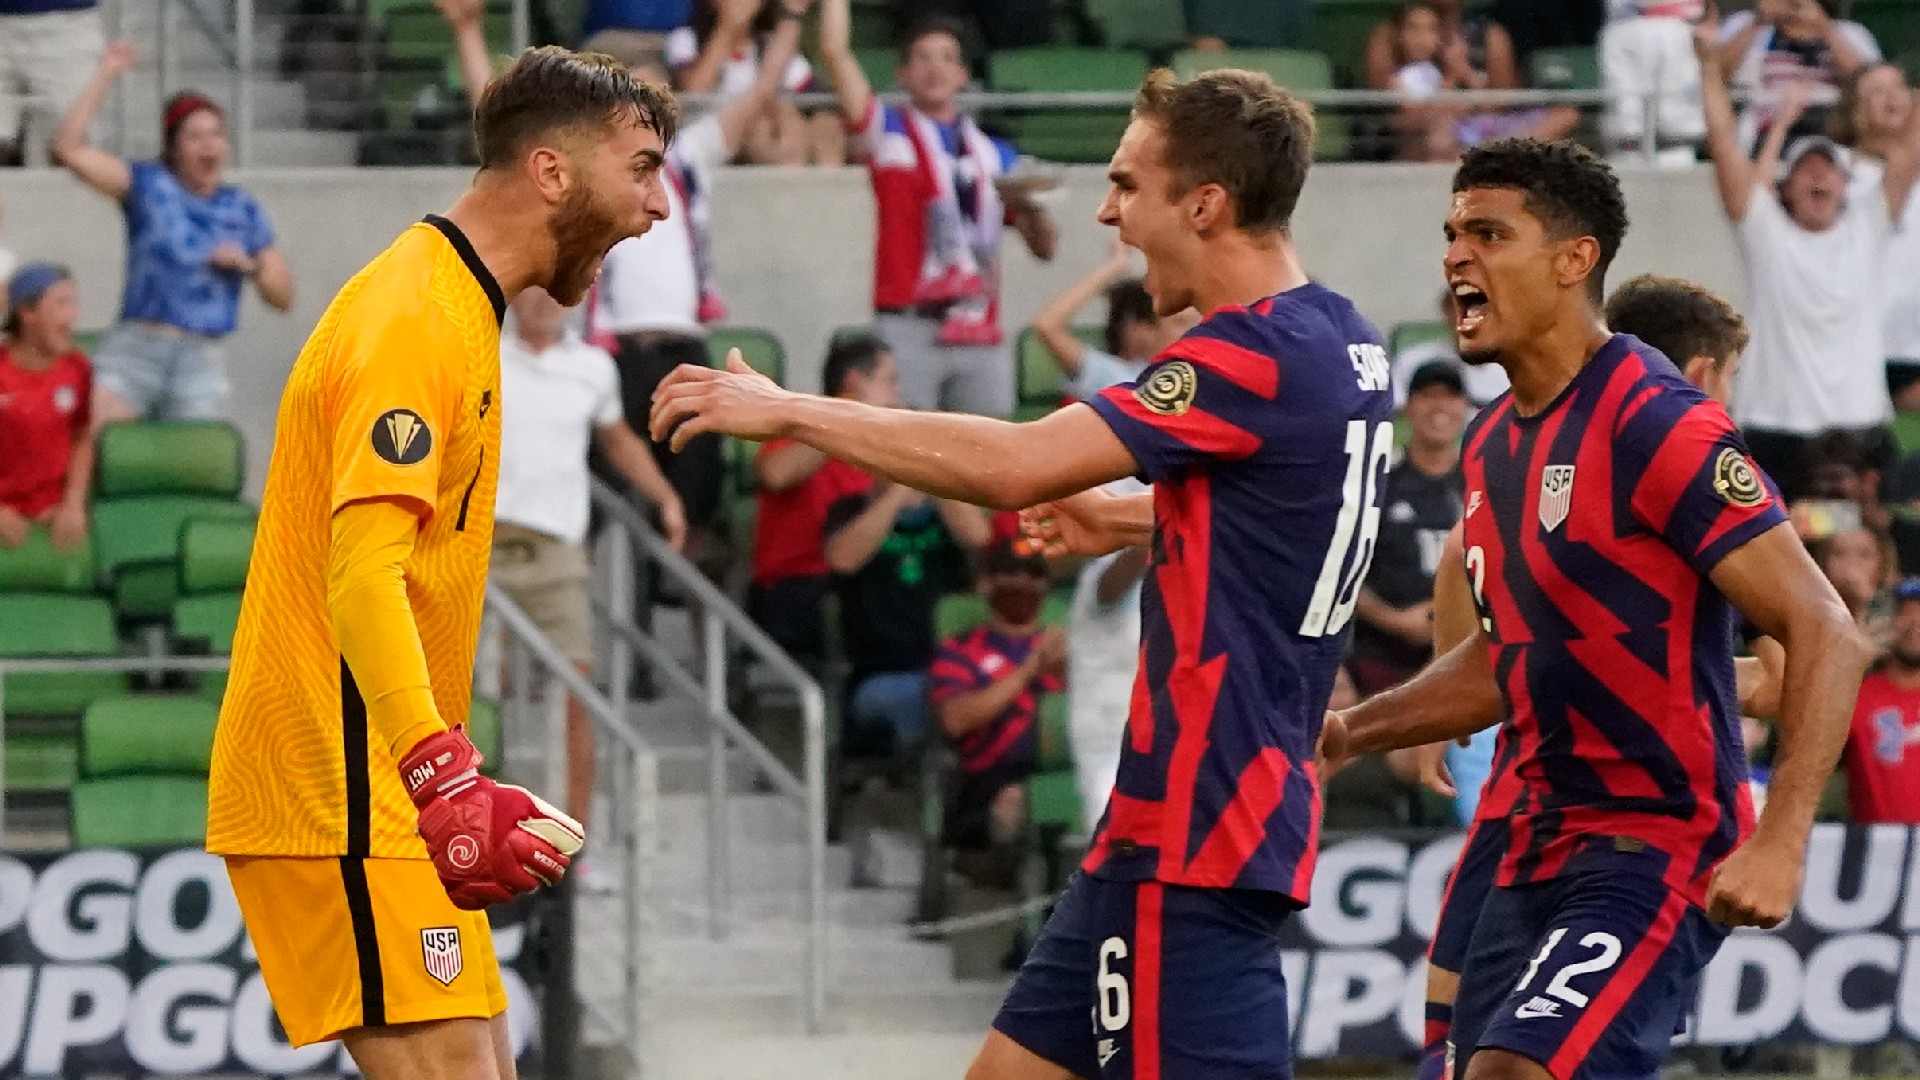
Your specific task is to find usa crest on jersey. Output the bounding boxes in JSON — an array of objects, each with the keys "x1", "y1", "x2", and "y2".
[
  {"x1": 1539, "y1": 465, "x2": 1575, "y2": 531},
  {"x1": 421, "y1": 926, "x2": 463, "y2": 986}
]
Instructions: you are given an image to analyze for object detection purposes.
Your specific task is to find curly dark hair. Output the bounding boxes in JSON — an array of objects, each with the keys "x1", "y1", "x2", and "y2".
[
  {"x1": 1604, "y1": 274, "x2": 1748, "y2": 370},
  {"x1": 1452, "y1": 137, "x2": 1628, "y2": 303}
]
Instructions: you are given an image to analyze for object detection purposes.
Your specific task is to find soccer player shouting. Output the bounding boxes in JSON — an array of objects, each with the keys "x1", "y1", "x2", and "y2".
[
  {"x1": 654, "y1": 68, "x2": 1393, "y2": 1080},
  {"x1": 1324, "y1": 139, "x2": 1868, "y2": 1080},
  {"x1": 208, "y1": 50, "x2": 674, "y2": 1080}
]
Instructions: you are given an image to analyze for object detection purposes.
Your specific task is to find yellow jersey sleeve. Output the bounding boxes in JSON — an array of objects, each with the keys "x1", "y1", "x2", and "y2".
[
  {"x1": 330, "y1": 302, "x2": 464, "y2": 520},
  {"x1": 328, "y1": 497, "x2": 447, "y2": 758}
]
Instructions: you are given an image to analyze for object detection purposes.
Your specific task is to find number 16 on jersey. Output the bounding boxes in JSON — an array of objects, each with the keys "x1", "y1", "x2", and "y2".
[{"x1": 1299, "y1": 419, "x2": 1394, "y2": 638}]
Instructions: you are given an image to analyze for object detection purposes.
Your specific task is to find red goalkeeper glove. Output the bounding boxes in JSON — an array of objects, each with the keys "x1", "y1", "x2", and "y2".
[{"x1": 398, "y1": 727, "x2": 586, "y2": 910}]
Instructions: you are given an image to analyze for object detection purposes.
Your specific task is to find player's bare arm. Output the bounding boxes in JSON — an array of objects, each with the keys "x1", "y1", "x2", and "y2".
[
  {"x1": 1322, "y1": 623, "x2": 1505, "y2": 769},
  {"x1": 650, "y1": 353, "x2": 1138, "y2": 509},
  {"x1": 1402, "y1": 523, "x2": 1479, "y2": 797},
  {"x1": 1738, "y1": 636, "x2": 1786, "y2": 720},
  {"x1": 1703, "y1": 524, "x2": 1873, "y2": 928},
  {"x1": 1021, "y1": 486, "x2": 1155, "y2": 558}
]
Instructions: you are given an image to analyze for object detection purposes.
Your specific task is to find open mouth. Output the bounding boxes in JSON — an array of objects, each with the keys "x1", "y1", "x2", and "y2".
[{"x1": 1453, "y1": 282, "x2": 1489, "y2": 334}]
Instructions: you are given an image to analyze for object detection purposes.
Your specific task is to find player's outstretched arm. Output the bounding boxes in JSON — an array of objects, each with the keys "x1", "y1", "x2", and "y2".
[
  {"x1": 1695, "y1": 22, "x2": 1756, "y2": 222},
  {"x1": 650, "y1": 352, "x2": 1138, "y2": 509},
  {"x1": 1705, "y1": 524, "x2": 1873, "y2": 928},
  {"x1": 330, "y1": 498, "x2": 584, "y2": 909}
]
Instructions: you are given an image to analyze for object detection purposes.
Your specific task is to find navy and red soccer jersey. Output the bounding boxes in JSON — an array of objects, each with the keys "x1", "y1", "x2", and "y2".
[
  {"x1": 1082, "y1": 282, "x2": 1395, "y2": 901},
  {"x1": 1459, "y1": 333, "x2": 1788, "y2": 907},
  {"x1": 928, "y1": 626, "x2": 1062, "y2": 775}
]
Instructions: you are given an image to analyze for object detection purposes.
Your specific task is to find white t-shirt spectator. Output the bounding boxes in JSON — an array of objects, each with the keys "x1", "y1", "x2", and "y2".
[
  {"x1": 497, "y1": 329, "x2": 624, "y2": 545},
  {"x1": 1719, "y1": 10, "x2": 1881, "y2": 151},
  {"x1": 666, "y1": 25, "x2": 812, "y2": 102},
  {"x1": 1068, "y1": 347, "x2": 1148, "y2": 401},
  {"x1": 591, "y1": 113, "x2": 727, "y2": 337},
  {"x1": 1854, "y1": 158, "x2": 1920, "y2": 362},
  {"x1": 1733, "y1": 187, "x2": 1895, "y2": 433}
]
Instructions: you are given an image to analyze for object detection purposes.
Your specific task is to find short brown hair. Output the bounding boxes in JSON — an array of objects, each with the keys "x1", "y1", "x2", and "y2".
[
  {"x1": 1130, "y1": 68, "x2": 1314, "y2": 233},
  {"x1": 473, "y1": 46, "x2": 678, "y2": 169},
  {"x1": 1604, "y1": 274, "x2": 1749, "y2": 369}
]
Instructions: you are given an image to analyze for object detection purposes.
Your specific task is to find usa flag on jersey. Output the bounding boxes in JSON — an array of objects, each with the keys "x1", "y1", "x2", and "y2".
[
  {"x1": 1081, "y1": 283, "x2": 1394, "y2": 901},
  {"x1": 1459, "y1": 334, "x2": 1788, "y2": 906}
]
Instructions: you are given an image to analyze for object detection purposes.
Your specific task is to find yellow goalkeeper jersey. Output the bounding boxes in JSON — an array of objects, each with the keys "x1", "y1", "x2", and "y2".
[{"x1": 207, "y1": 216, "x2": 504, "y2": 859}]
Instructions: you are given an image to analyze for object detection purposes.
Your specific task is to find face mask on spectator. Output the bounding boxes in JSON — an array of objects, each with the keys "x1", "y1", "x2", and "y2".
[{"x1": 987, "y1": 581, "x2": 1044, "y2": 626}]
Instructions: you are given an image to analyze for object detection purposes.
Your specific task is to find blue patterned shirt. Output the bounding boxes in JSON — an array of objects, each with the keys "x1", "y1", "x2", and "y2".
[{"x1": 119, "y1": 161, "x2": 276, "y2": 337}]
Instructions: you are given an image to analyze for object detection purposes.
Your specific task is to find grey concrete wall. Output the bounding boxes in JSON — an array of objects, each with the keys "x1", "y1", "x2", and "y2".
[{"x1": 0, "y1": 163, "x2": 1744, "y2": 497}]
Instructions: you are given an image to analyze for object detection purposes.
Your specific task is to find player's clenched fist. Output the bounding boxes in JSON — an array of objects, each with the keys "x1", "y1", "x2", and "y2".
[
  {"x1": 1704, "y1": 836, "x2": 1802, "y2": 929},
  {"x1": 399, "y1": 728, "x2": 585, "y2": 909}
]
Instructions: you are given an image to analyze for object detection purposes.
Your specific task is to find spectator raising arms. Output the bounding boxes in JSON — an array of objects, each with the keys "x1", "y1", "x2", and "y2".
[
  {"x1": 1716, "y1": 0, "x2": 1880, "y2": 153},
  {"x1": 1364, "y1": 0, "x2": 1579, "y2": 160},
  {"x1": 1834, "y1": 63, "x2": 1920, "y2": 411},
  {"x1": 1701, "y1": 24, "x2": 1920, "y2": 503},
  {"x1": 0, "y1": 263, "x2": 92, "y2": 551},
  {"x1": 748, "y1": 335, "x2": 892, "y2": 664},
  {"x1": 818, "y1": 0, "x2": 1057, "y2": 417},
  {"x1": 670, "y1": 0, "x2": 842, "y2": 165},
  {"x1": 1029, "y1": 236, "x2": 1199, "y2": 400},
  {"x1": 52, "y1": 42, "x2": 291, "y2": 426},
  {"x1": 1845, "y1": 578, "x2": 1920, "y2": 824}
]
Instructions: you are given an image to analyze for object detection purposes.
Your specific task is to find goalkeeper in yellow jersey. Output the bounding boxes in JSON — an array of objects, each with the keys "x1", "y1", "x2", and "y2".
[{"x1": 206, "y1": 48, "x2": 675, "y2": 1080}]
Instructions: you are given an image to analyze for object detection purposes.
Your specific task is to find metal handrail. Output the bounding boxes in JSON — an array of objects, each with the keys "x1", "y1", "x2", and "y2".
[
  {"x1": 106, "y1": 0, "x2": 255, "y2": 166},
  {"x1": 589, "y1": 477, "x2": 830, "y2": 1033},
  {"x1": 485, "y1": 584, "x2": 662, "y2": 1066}
]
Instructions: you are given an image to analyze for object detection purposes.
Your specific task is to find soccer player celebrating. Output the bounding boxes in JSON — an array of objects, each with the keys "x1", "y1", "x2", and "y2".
[
  {"x1": 1322, "y1": 139, "x2": 1870, "y2": 1080},
  {"x1": 206, "y1": 50, "x2": 675, "y2": 1079},
  {"x1": 1402, "y1": 272, "x2": 1777, "y2": 1080},
  {"x1": 653, "y1": 68, "x2": 1394, "y2": 1080}
]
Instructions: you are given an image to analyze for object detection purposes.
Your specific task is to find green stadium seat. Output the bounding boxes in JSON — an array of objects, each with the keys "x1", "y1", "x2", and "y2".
[
  {"x1": 93, "y1": 498, "x2": 255, "y2": 621},
  {"x1": 80, "y1": 696, "x2": 218, "y2": 777},
  {"x1": 0, "y1": 594, "x2": 125, "y2": 717},
  {"x1": 179, "y1": 516, "x2": 254, "y2": 595},
  {"x1": 988, "y1": 47, "x2": 1150, "y2": 163},
  {"x1": 72, "y1": 328, "x2": 103, "y2": 355},
  {"x1": 1529, "y1": 46, "x2": 1599, "y2": 91},
  {"x1": 7, "y1": 730, "x2": 80, "y2": 791},
  {"x1": 0, "y1": 524, "x2": 95, "y2": 593},
  {"x1": 95, "y1": 422, "x2": 243, "y2": 499},
  {"x1": 1390, "y1": 320, "x2": 1453, "y2": 356},
  {"x1": 1170, "y1": 48, "x2": 1346, "y2": 157},
  {"x1": 935, "y1": 591, "x2": 1071, "y2": 641},
  {"x1": 1036, "y1": 691, "x2": 1071, "y2": 771},
  {"x1": 1027, "y1": 767, "x2": 1081, "y2": 833},
  {"x1": 849, "y1": 47, "x2": 897, "y2": 93},
  {"x1": 381, "y1": 1, "x2": 512, "y2": 66},
  {"x1": 1893, "y1": 410, "x2": 1920, "y2": 459},
  {"x1": 706, "y1": 326, "x2": 787, "y2": 385},
  {"x1": 70, "y1": 778, "x2": 210, "y2": 847},
  {"x1": 1900, "y1": 49, "x2": 1920, "y2": 87},
  {"x1": 468, "y1": 696, "x2": 503, "y2": 770},
  {"x1": 172, "y1": 592, "x2": 241, "y2": 700},
  {"x1": 1302, "y1": 0, "x2": 1397, "y2": 86},
  {"x1": 1084, "y1": 0, "x2": 1187, "y2": 53},
  {"x1": 1852, "y1": 1, "x2": 1920, "y2": 65},
  {"x1": 1017, "y1": 326, "x2": 1105, "y2": 409}
]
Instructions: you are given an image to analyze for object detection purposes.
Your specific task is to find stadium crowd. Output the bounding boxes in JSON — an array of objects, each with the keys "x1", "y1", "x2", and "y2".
[{"x1": 7, "y1": 0, "x2": 1920, "y2": 928}]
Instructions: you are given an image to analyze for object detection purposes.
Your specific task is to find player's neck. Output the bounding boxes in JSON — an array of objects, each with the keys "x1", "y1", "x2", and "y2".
[
  {"x1": 1190, "y1": 232, "x2": 1308, "y2": 316},
  {"x1": 1501, "y1": 312, "x2": 1611, "y2": 417},
  {"x1": 440, "y1": 184, "x2": 556, "y2": 302}
]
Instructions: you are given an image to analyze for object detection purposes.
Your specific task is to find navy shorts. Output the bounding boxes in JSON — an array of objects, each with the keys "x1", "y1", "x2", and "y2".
[
  {"x1": 1449, "y1": 848, "x2": 1727, "y2": 1080},
  {"x1": 1430, "y1": 818, "x2": 1506, "y2": 975},
  {"x1": 993, "y1": 872, "x2": 1295, "y2": 1079}
]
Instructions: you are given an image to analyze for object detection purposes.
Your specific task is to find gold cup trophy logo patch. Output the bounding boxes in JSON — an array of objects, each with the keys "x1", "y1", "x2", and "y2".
[
  {"x1": 371, "y1": 408, "x2": 433, "y2": 466},
  {"x1": 1712, "y1": 447, "x2": 1767, "y2": 508},
  {"x1": 1135, "y1": 360, "x2": 1199, "y2": 416}
]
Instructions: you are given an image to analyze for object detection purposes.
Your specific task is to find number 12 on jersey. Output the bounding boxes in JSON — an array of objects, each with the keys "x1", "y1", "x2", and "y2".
[{"x1": 1300, "y1": 419, "x2": 1394, "y2": 638}]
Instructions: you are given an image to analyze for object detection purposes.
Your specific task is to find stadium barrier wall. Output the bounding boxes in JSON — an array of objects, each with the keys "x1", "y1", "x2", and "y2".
[
  {"x1": 5, "y1": 163, "x2": 1745, "y2": 498},
  {"x1": 7, "y1": 825, "x2": 1920, "y2": 1074}
]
